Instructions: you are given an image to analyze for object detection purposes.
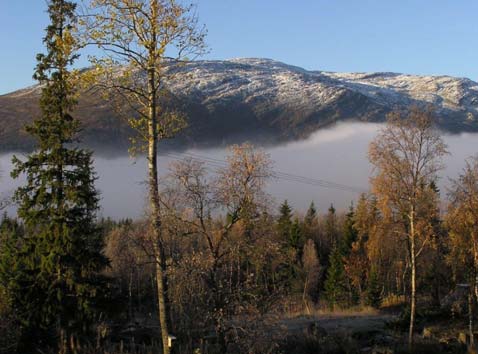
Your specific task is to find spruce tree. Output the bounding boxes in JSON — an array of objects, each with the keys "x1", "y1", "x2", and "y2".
[
  {"x1": 325, "y1": 204, "x2": 338, "y2": 246},
  {"x1": 289, "y1": 218, "x2": 304, "y2": 255},
  {"x1": 302, "y1": 201, "x2": 318, "y2": 242},
  {"x1": 341, "y1": 203, "x2": 358, "y2": 257},
  {"x1": 277, "y1": 200, "x2": 293, "y2": 241},
  {"x1": 366, "y1": 268, "x2": 382, "y2": 308},
  {"x1": 304, "y1": 201, "x2": 317, "y2": 227},
  {"x1": 6, "y1": 0, "x2": 109, "y2": 351},
  {"x1": 324, "y1": 244, "x2": 348, "y2": 310},
  {"x1": 319, "y1": 203, "x2": 338, "y2": 264}
]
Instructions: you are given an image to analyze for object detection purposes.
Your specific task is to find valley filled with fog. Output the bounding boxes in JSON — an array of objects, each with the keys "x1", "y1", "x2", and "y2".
[{"x1": 1, "y1": 122, "x2": 478, "y2": 219}]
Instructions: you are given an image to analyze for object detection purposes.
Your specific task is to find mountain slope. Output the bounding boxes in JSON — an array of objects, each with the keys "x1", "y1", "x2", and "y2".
[{"x1": 1, "y1": 58, "x2": 477, "y2": 152}]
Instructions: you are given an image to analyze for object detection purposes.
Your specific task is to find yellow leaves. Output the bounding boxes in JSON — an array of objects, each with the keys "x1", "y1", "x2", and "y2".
[
  {"x1": 157, "y1": 109, "x2": 187, "y2": 139},
  {"x1": 78, "y1": 0, "x2": 207, "y2": 163}
]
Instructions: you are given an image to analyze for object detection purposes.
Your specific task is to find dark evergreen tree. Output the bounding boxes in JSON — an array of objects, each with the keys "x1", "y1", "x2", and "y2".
[
  {"x1": 277, "y1": 200, "x2": 293, "y2": 242},
  {"x1": 304, "y1": 201, "x2": 317, "y2": 227},
  {"x1": 325, "y1": 204, "x2": 338, "y2": 246},
  {"x1": 0, "y1": 215, "x2": 23, "y2": 352},
  {"x1": 366, "y1": 268, "x2": 382, "y2": 308},
  {"x1": 3, "y1": 1, "x2": 109, "y2": 351},
  {"x1": 302, "y1": 201, "x2": 318, "y2": 243},
  {"x1": 289, "y1": 218, "x2": 304, "y2": 256},
  {"x1": 318, "y1": 203, "x2": 338, "y2": 265},
  {"x1": 324, "y1": 244, "x2": 348, "y2": 310},
  {"x1": 340, "y1": 203, "x2": 358, "y2": 256}
]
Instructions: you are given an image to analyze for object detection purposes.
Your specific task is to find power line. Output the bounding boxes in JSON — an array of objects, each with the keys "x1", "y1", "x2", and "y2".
[{"x1": 160, "y1": 150, "x2": 367, "y2": 194}]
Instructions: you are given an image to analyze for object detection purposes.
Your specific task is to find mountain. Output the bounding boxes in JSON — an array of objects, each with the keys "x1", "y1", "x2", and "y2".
[{"x1": 1, "y1": 58, "x2": 478, "y2": 152}]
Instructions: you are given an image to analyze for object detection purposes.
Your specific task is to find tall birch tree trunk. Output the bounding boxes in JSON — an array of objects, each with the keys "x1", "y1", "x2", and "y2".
[
  {"x1": 81, "y1": 1, "x2": 207, "y2": 351},
  {"x1": 409, "y1": 207, "x2": 416, "y2": 350},
  {"x1": 147, "y1": 64, "x2": 170, "y2": 354}
]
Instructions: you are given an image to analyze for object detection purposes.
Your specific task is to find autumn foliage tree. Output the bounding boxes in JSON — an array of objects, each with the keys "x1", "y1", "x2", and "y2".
[
  {"x1": 302, "y1": 238, "x2": 321, "y2": 312},
  {"x1": 369, "y1": 107, "x2": 448, "y2": 348},
  {"x1": 80, "y1": 1, "x2": 207, "y2": 352},
  {"x1": 447, "y1": 155, "x2": 478, "y2": 341}
]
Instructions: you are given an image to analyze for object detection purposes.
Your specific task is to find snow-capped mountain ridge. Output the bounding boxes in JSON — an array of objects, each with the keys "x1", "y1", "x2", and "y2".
[
  {"x1": 1, "y1": 58, "x2": 478, "y2": 151},
  {"x1": 164, "y1": 57, "x2": 478, "y2": 115}
]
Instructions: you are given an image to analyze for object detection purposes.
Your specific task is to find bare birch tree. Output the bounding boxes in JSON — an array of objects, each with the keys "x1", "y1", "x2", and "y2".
[
  {"x1": 160, "y1": 143, "x2": 274, "y2": 352},
  {"x1": 368, "y1": 107, "x2": 448, "y2": 349},
  {"x1": 79, "y1": 1, "x2": 206, "y2": 353}
]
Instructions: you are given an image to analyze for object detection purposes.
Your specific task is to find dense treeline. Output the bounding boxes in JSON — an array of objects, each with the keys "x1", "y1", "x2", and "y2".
[{"x1": 3, "y1": 137, "x2": 478, "y2": 353}]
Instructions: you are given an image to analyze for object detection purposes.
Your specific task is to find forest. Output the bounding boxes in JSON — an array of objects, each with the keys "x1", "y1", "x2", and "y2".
[{"x1": 1, "y1": 1, "x2": 478, "y2": 354}]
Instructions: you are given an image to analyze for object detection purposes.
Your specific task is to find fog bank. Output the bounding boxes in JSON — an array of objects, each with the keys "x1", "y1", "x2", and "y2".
[{"x1": 1, "y1": 122, "x2": 477, "y2": 219}]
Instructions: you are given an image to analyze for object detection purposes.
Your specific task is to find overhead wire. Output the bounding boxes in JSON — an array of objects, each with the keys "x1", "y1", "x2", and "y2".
[{"x1": 159, "y1": 150, "x2": 367, "y2": 194}]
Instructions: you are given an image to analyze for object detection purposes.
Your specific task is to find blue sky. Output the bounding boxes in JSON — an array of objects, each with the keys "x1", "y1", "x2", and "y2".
[{"x1": 1, "y1": 0, "x2": 478, "y2": 94}]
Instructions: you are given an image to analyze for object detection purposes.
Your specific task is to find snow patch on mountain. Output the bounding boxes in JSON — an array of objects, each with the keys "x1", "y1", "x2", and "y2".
[{"x1": 162, "y1": 58, "x2": 478, "y2": 122}]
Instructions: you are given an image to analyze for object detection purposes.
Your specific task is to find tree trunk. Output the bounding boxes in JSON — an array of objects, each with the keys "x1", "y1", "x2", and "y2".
[
  {"x1": 469, "y1": 290, "x2": 475, "y2": 348},
  {"x1": 129, "y1": 268, "x2": 134, "y2": 320},
  {"x1": 303, "y1": 276, "x2": 311, "y2": 315},
  {"x1": 409, "y1": 209, "x2": 416, "y2": 351},
  {"x1": 473, "y1": 235, "x2": 478, "y2": 301},
  {"x1": 153, "y1": 241, "x2": 170, "y2": 354},
  {"x1": 147, "y1": 66, "x2": 170, "y2": 354}
]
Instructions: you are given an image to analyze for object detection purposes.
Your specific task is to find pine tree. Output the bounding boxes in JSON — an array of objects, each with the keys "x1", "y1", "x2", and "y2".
[
  {"x1": 324, "y1": 244, "x2": 348, "y2": 310},
  {"x1": 5, "y1": 1, "x2": 109, "y2": 351}
]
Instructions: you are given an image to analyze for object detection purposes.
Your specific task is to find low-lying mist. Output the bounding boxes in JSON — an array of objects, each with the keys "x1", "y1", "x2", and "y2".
[{"x1": 1, "y1": 122, "x2": 477, "y2": 219}]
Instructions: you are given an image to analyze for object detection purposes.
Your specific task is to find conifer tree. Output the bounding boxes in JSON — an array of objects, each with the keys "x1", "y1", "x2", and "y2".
[
  {"x1": 277, "y1": 200, "x2": 293, "y2": 241},
  {"x1": 304, "y1": 201, "x2": 317, "y2": 227},
  {"x1": 5, "y1": 1, "x2": 109, "y2": 351},
  {"x1": 325, "y1": 204, "x2": 338, "y2": 246},
  {"x1": 302, "y1": 201, "x2": 319, "y2": 247},
  {"x1": 324, "y1": 244, "x2": 348, "y2": 310},
  {"x1": 0, "y1": 215, "x2": 22, "y2": 353},
  {"x1": 341, "y1": 203, "x2": 358, "y2": 256},
  {"x1": 289, "y1": 218, "x2": 304, "y2": 256},
  {"x1": 366, "y1": 267, "x2": 382, "y2": 308},
  {"x1": 319, "y1": 203, "x2": 338, "y2": 264}
]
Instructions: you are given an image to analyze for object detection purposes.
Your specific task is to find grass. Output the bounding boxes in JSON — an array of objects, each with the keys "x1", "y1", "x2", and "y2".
[{"x1": 283, "y1": 301, "x2": 381, "y2": 320}]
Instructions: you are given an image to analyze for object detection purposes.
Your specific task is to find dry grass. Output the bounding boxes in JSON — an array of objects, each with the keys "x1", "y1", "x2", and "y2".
[
  {"x1": 282, "y1": 302, "x2": 380, "y2": 319},
  {"x1": 381, "y1": 294, "x2": 406, "y2": 308}
]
